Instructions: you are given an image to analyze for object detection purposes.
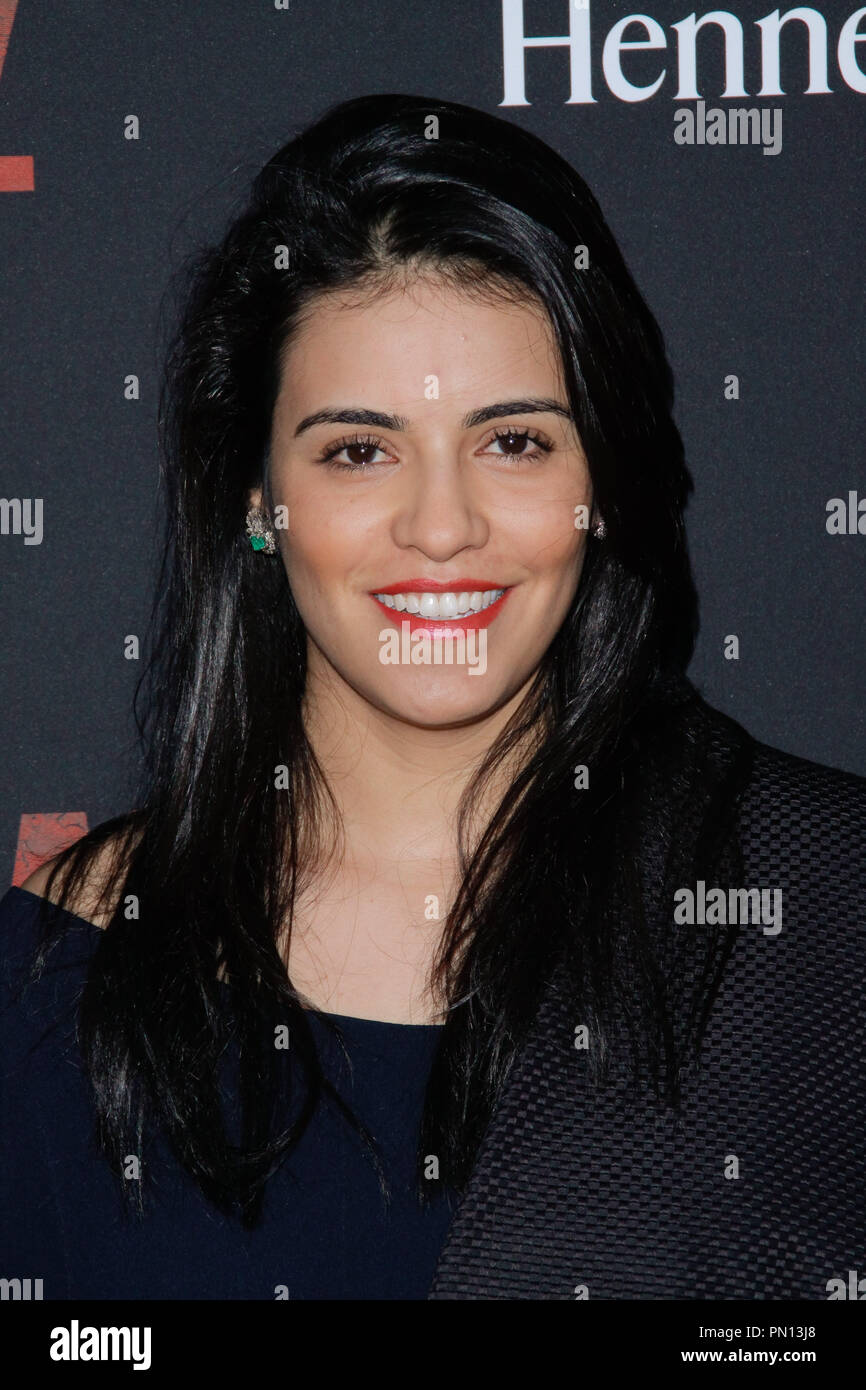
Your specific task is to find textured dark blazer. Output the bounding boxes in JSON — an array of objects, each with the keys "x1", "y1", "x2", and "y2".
[{"x1": 429, "y1": 730, "x2": 866, "y2": 1300}]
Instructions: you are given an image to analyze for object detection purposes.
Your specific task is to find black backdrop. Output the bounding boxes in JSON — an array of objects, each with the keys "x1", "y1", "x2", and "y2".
[{"x1": 1, "y1": 0, "x2": 863, "y2": 885}]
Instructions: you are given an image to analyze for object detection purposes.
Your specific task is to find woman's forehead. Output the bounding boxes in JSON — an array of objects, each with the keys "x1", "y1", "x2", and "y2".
[{"x1": 275, "y1": 279, "x2": 564, "y2": 413}]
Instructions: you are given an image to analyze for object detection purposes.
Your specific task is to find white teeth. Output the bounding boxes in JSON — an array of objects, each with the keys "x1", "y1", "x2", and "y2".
[
  {"x1": 437, "y1": 593, "x2": 458, "y2": 618},
  {"x1": 374, "y1": 588, "x2": 506, "y2": 619}
]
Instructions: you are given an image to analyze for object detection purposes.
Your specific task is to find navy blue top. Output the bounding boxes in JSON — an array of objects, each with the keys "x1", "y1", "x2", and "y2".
[{"x1": 0, "y1": 886, "x2": 455, "y2": 1300}]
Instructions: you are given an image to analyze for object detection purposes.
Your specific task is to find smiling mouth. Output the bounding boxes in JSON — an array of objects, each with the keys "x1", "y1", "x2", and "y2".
[{"x1": 372, "y1": 588, "x2": 506, "y2": 620}]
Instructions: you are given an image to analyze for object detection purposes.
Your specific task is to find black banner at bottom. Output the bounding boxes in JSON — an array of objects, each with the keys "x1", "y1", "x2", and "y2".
[{"x1": 0, "y1": 1298, "x2": 860, "y2": 1374}]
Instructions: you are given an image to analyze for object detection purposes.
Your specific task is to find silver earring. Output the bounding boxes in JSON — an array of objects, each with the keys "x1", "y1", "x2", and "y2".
[
  {"x1": 592, "y1": 517, "x2": 607, "y2": 539},
  {"x1": 245, "y1": 505, "x2": 277, "y2": 554}
]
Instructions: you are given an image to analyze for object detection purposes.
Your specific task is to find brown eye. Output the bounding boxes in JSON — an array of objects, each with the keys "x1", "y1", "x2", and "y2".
[
  {"x1": 498, "y1": 431, "x2": 530, "y2": 454},
  {"x1": 344, "y1": 441, "x2": 381, "y2": 467},
  {"x1": 484, "y1": 427, "x2": 553, "y2": 461},
  {"x1": 316, "y1": 433, "x2": 393, "y2": 471}
]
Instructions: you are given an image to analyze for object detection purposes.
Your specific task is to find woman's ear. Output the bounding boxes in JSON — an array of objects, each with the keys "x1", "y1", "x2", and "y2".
[{"x1": 247, "y1": 485, "x2": 263, "y2": 512}]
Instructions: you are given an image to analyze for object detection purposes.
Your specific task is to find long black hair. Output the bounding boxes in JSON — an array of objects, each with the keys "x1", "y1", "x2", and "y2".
[{"x1": 32, "y1": 93, "x2": 755, "y2": 1224}]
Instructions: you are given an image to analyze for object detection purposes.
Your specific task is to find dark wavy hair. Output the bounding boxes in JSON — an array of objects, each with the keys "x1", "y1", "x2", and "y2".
[{"x1": 32, "y1": 92, "x2": 755, "y2": 1226}]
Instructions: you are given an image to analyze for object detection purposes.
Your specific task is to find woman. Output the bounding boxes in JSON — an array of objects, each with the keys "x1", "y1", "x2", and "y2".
[{"x1": 2, "y1": 93, "x2": 863, "y2": 1301}]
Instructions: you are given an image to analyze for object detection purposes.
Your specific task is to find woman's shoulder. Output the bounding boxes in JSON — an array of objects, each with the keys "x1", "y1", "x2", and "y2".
[
  {"x1": 689, "y1": 692, "x2": 866, "y2": 832},
  {"x1": 18, "y1": 846, "x2": 108, "y2": 928},
  {"x1": 711, "y1": 735, "x2": 866, "y2": 1017},
  {"x1": 737, "y1": 735, "x2": 866, "y2": 860},
  {"x1": 746, "y1": 734, "x2": 866, "y2": 798},
  {"x1": 661, "y1": 700, "x2": 866, "y2": 952},
  {"x1": 0, "y1": 828, "x2": 140, "y2": 999},
  {"x1": 15, "y1": 822, "x2": 144, "y2": 929},
  {"x1": 0, "y1": 886, "x2": 101, "y2": 1040}
]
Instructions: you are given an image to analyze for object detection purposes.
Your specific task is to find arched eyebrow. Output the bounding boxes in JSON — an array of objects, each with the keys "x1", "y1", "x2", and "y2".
[{"x1": 293, "y1": 398, "x2": 573, "y2": 437}]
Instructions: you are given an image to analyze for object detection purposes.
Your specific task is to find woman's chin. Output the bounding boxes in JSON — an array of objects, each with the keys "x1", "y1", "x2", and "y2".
[{"x1": 370, "y1": 674, "x2": 511, "y2": 729}]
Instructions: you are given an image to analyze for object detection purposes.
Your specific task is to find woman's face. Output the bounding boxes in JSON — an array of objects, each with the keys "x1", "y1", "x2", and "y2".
[{"x1": 253, "y1": 275, "x2": 594, "y2": 728}]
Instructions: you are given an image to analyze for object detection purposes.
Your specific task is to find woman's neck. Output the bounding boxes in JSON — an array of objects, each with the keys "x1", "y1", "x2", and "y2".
[
  {"x1": 300, "y1": 657, "x2": 540, "y2": 871},
  {"x1": 280, "y1": 658, "x2": 541, "y2": 1022}
]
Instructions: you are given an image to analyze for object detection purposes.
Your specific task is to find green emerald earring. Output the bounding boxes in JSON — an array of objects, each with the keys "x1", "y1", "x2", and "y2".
[{"x1": 245, "y1": 505, "x2": 277, "y2": 554}]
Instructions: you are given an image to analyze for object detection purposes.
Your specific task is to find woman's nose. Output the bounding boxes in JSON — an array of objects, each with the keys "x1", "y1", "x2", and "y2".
[{"x1": 389, "y1": 453, "x2": 490, "y2": 558}]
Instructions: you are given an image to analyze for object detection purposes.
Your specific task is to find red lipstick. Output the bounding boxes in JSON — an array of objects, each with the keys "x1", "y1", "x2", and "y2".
[
  {"x1": 369, "y1": 581, "x2": 512, "y2": 636},
  {"x1": 370, "y1": 579, "x2": 506, "y2": 594}
]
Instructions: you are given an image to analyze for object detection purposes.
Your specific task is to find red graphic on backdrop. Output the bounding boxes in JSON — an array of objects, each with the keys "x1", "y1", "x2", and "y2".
[
  {"x1": 12, "y1": 812, "x2": 89, "y2": 886},
  {"x1": 0, "y1": 0, "x2": 33, "y2": 192}
]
